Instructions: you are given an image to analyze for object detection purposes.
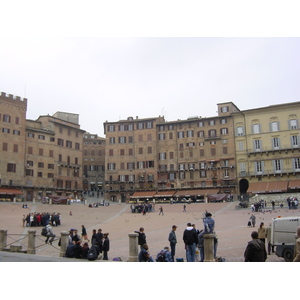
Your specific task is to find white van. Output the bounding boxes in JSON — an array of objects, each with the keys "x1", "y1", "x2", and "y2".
[{"x1": 270, "y1": 216, "x2": 300, "y2": 261}]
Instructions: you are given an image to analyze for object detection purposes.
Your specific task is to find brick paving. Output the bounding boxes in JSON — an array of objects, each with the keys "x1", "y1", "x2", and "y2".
[{"x1": 1, "y1": 197, "x2": 299, "y2": 262}]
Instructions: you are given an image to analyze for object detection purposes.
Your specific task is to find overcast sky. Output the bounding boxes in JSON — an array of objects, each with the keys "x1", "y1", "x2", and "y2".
[
  {"x1": 1, "y1": 3, "x2": 299, "y2": 137},
  {"x1": 1, "y1": 37, "x2": 299, "y2": 136}
]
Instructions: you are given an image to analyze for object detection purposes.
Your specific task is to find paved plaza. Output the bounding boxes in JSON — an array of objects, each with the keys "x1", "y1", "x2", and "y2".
[{"x1": 1, "y1": 196, "x2": 299, "y2": 262}]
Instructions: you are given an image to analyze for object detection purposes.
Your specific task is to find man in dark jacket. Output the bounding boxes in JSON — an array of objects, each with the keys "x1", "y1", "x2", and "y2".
[
  {"x1": 135, "y1": 227, "x2": 147, "y2": 249},
  {"x1": 183, "y1": 223, "x2": 198, "y2": 262},
  {"x1": 244, "y1": 231, "x2": 267, "y2": 262}
]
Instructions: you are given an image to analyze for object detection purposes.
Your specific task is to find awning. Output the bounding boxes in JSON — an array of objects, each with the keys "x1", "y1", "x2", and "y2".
[
  {"x1": 0, "y1": 188, "x2": 23, "y2": 195},
  {"x1": 288, "y1": 180, "x2": 300, "y2": 189},
  {"x1": 154, "y1": 191, "x2": 176, "y2": 197},
  {"x1": 174, "y1": 189, "x2": 219, "y2": 197},
  {"x1": 130, "y1": 191, "x2": 157, "y2": 199},
  {"x1": 266, "y1": 181, "x2": 288, "y2": 193},
  {"x1": 247, "y1": 181, "x2": 288, "y2": 194}
]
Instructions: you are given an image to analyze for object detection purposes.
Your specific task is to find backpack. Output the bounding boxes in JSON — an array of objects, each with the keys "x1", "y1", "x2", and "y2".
[
  {"x1": 156, "y1": 250, "x2": 166, "y2": 262},
  {"x1": 41, "y1": 227, "x2": 48, "y2": 236},
  {"x1": 87, "y1": 246, "x2": 98, "y2": 261}
]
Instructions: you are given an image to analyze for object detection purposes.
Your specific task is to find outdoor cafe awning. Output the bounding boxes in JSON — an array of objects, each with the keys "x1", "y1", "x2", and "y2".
[
  {"x1": 174, "y1": 189, "x2": 219, "y2": 197},
  {"x1": 0, "y1": 188, "x2": 23, "y2": 195},
  {"x1": 247, "y1": 181, "x2": 288, "y2": 194},
  {"x1": 288, "y1": 180, "x2": 300, "y2": 189},
  {"x1": 130, "y1": 191, "x2": 157, "y2": 199},
  {"x1": 154, "y1": 191, "x2": 176, "y2": 197}
]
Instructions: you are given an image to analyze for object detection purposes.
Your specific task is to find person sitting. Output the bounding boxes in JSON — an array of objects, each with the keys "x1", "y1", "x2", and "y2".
[{"x1": 138, "y1": 244, "x2": 154, "y2": 262}]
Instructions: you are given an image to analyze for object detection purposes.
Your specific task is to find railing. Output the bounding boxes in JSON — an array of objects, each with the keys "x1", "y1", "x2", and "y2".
[{"x1": 0, "y1": 229, "x2": 63, "y2": 256}]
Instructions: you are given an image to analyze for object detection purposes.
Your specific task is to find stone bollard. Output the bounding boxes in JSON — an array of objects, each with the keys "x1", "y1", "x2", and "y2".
[
  {"x1": 204, "y1": 233, "x2": 216, "y2": 262},
  {"x1": 59, "y1": 231, "x2": 69, "y2": 257},
  {"x1": 27, "y1": 230, "x2": 36, "y2": 254},
  {"x1": 128, "y1": 233, "x2": 139, "y2": 262},
  {"x1": 0, "y1": 229, "x2": 7, "y2": 251}
]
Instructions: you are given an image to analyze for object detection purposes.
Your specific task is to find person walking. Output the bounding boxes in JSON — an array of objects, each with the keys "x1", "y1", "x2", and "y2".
[
  {"x1": 81, "y1": 225, "x2": 89, "y2": 242},
  {"x1": 258, "y1": 222, "x2": 266, "y2": 244},
  {"x1": 159, "y1": 206, "x2": 164, "y2": 215},
  {"x1": 249, "y1": 214, "x2": 256, "y2": 227},
  {"x1": 168, "y1": 225, "x2": 177, "y2": 261},
  {"x1": 244, "y1": 231, "x2": 267, "y2": 262},
  {"x1": 102, "y1": 233, "x2": 110, "y2": 260}
]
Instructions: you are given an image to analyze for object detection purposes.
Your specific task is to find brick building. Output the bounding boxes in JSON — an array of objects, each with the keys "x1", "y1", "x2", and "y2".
[
  {"x1": 0, "y1": 92, "x2": 27, "y2": 200},
  {"x1": 0, "y1": 91, "x2": 85, "y2": 201},
  {"x1": 82, "y1": 133, "x2": 105, "y2": 197}
]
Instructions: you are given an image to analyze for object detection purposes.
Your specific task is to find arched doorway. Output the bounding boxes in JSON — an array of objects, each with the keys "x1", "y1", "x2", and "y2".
[{"x1": 239, "y1": 179, "x2": 249, "y2": 195}]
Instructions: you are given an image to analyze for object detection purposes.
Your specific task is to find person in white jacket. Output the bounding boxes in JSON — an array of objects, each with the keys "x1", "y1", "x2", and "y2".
[{"x1": 45, "y1": 222, "x2": 56, "y2": 245}]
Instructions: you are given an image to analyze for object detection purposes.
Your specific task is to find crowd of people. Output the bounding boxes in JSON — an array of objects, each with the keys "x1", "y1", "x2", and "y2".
[
  {"x1": 22, "y1": 211, "x2": 61, "y2": 227},
  {"x1": 287, "y1": 197, "x2": 299, "y2": 209},
  {"x1": 130, "y1": 203, "x2": 154, "y2": 214},
  {"x1": 64, "y1": 226, "x2": 110, "y2": 260}
]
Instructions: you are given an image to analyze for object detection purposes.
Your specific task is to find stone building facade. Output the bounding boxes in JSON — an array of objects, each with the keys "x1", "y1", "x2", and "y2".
[
  {"x1": 82, "y1": 133, "x2": 105, "y2": 196},
  {"x1": 0, "y1": 92, "x2": 27, "y2": 200},
  {"x1": 233, "y1": 101, "x2": 300, "y2": 196},
  {"x1": 0, "y1": 91, "x2": 85, "y2": 201}
]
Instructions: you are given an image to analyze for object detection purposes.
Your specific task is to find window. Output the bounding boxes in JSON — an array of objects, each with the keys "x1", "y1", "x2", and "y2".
[
  {"x1": 294, "y1": 158, "x2": 300, "y2": 171},
  {"x1": 38, "y1": 135, "x2": 45, "y2": 140},
  {"x1": 158, "y1": 133, "x2": 165, "y2": 140},
  {"x1": 273, "y1": 159, "x2": 282, "y2": 172},
  {"x1": 13, "y1": 130, "x2": 20, "y2": 135},
  {"x1": 7, "y1": 163, "x2": 16, "y2": 172},
  {"x1": 270, "y1": 122, "x2": 279, "y2": 132},
  {"x1": 159, "y1": 152, "x2": 166, "y2": 160},
  {"x1": 26, "y1": 169, "x2": 34, "y2": 176},
  {"x1": 187, "y1": 130, "x2": 194, "y2": 137},
  {"x1": 236, "y1": 127, "x2": 244, "y2": 136},
  {"x1": 108, "y1": 163, "x2": 116, "y2": 170},
  {"x1": 238, "y1": 141, "x2": 244, "y2": 151},
  {"x1": 38, "y1": 162, "x2": 44, "y2": 168},
  {"x1": 221, "y1": 106, "x2": 229, "y2": 113},
  {"x1": 2, "y1": 142, "x2": 8, "y2": 151},
  {"x1": 57, "y1": 138, "x2": 64, "y2": 146},
  {"x1": 252, "y1": 124, "x2": 261, "y2": 134},
  {"x1": 209, "y1": 120, "x2": 215, "y2": 126},
  {"x1": 209, "y1": 129, "x2": 217, "y2": 137},
  {"x1": 109, "y1": 137, "x2": 115, "y2": 144},
  {"x1": 179, "y1": 164, "x2": 185, "y2": 171},
  {"x1": 178, "y1": 131, "x2": 184, "y2": 138},
  {"x1": 66, "y1": 141, "x2": 72, "y2": 148},
  {"x1": 39, "y1": 148, "x2": 43, "y2": 156},
  {"x1": 108, "y1": 125, "x2": 115, "y2": 132},
  {"x1": 2, "y1": 128, "x2": 10, "y2": 133},
  {"x1": 254, "y1": 139, "x2": 262, "y2": 151},
  {"x1": 119, "y1": 137, "x2": 126, "y2": 144},
  {"x1": 221, "y1": 128, "x2": 228, "y2": 135},
  {"x1": 291, "y1": 135, "x2": 299, "y2": 147},
  {"x1": 289, "y1": 119, "x2": 298, "y2": 129},
  {"x1": 28, "y1": 133, "x2": 35, "y2": 138},
  {"x1": 220, "y1": 118, "x2": 227, "y2": 124},
  {"x1": 198, "y1": 121, "x2": 204, "y2": 127},
  {"x1": 198, "y1": 131, "x2": 205, "y2": 138},
  {"x1": 272, "y1": 137, "x2": 280, "y2": 149},
  {"x1": 3, "y1": 114, "x2": 11, "y2": 123},
  {"x1": 255, "y1": 161, "x2": 263, "y2": 174},
  {"x1": 13, "y1": 144, "x2": 18, "y2": 153}
]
